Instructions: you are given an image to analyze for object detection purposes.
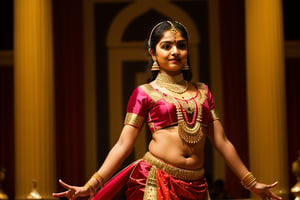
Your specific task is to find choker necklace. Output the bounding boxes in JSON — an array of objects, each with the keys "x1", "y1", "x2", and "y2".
[{"x1": 155, "y1": 73, "x2": 188, "y2": 94}]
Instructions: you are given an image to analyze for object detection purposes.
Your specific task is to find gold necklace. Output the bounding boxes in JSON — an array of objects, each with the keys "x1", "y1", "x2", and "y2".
[
  {"x1": 164, "y1": 92, "x2": 203, "y2": 143},
  {"x1": 154, "y1": 83, "x2": 205, "y2": 144},
  {"x1": 155, "y1": 73, "x2": 188, "y2": 94}
]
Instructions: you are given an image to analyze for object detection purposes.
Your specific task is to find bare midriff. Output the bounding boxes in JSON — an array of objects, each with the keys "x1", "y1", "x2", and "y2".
[{"x1": 148, "y1": 125, "x2": 206, "y2": 170}]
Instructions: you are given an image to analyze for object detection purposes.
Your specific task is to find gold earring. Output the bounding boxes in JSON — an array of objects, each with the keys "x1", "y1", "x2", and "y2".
[
  {"x1": 151, "y1": 60, "x2": 160, "y2": 71},
  {"x1": 182, "y1": 63, "x2": 189, "y2": 70}
]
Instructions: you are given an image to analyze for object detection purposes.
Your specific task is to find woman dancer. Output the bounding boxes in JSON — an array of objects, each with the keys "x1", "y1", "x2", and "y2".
[{"x1": 53, "y1": 21, "x2": 281, "y2": 200}]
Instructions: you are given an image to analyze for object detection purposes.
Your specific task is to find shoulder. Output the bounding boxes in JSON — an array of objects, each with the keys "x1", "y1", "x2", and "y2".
[
  {"x1": 192, "y1": 82, "x2": 216, "y2": 101},
  {"x1": 130, "y1": 83, "x2": 150, "y2": 94},
  {"x1": 130, "y1": 84, "x2": 153, "y2": 97},
  {"x1": 193, "y1": 82, "x2": 207, "y2": 89},
  {"x1": 128, "y1": 83, "x2": 160, "y2": 103},
  {"x1": 193, "y1": 82, "x2": 216, "y2": 108},
  {"x1": 136, "y1": 83, "x2": 162, "y2": 102},
  {"x1": 128, "y1": 84, "x2": 148, "y2": 101},
  {"x1": 191, "y1": 82, "x2": 209, "y2": 93}
]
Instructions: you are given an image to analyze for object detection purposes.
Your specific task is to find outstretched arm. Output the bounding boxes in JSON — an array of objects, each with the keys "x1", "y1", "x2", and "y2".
[
  {"x1": 53, "y1": 124, "x2": 140, "y2": 200},
  {"x1": 207, "y1": 120, "x2": 282, "y2": 200},
  {"x1": 96, "y1": 125, "x2": 140, "y2": 182}
]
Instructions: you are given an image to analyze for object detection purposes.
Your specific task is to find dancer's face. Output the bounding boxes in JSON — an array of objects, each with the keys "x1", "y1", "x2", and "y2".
[{"x1": 150, "y1": 29, "x2": 188, "y2": 74}]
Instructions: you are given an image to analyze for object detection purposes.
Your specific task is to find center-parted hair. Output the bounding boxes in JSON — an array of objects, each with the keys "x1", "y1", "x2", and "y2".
[{"x1": 146, "y1": 21, "x2": 189, "y2": 52}]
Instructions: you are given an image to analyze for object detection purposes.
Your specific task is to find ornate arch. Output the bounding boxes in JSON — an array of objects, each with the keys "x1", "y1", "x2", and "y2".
[{"x1": 107, "y1": 0, "x2": 200, "y2": 46}]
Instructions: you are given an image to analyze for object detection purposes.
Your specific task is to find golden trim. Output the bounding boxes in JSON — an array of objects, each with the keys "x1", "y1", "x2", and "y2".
[
  {"x1": 211, "y1": 109, "x2": 220, "y2": 121},
  {"x1": 141, "y1": 82, "x2": 208, "y2": 104},
  {"x1": 143, "y1": 165, "x2": 157, "y2": 200},
  {"x1": 143, "y1": 152, "x2": 204, "y2": 181},
  {"x1": 196, "y1": 82, "x2": 208, "y2": 99},
  {"x1": 124, "y1": 113, "x2": 145, "y2": 128},
  {"x1": 140, "y1": 84, "x2": 162, "y2": 102}
]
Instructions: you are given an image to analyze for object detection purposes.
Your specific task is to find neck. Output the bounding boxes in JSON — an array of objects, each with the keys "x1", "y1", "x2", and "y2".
[
  {"x1": 154, "y1": 71, "x2": 188, "y2": 94},
  {"x1": 156, "y1": 71, "x2": 185, "y2": 84}
]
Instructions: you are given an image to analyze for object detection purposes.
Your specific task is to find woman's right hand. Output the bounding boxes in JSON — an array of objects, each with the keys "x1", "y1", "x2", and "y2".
[{"x1": 52, "y1": 179, "x2": 91, "y2": 200}]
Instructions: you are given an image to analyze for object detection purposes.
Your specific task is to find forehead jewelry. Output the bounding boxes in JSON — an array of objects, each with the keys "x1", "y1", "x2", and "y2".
[
  {"x1": 148, "y1": 21, "x2": 179, "y2": 48},
  {"x1": 167, "y1": 21, "x2": 177, "y2": 34},
  {"x1": 167, "y1": 21, "x2": 177, "y2": 42}
]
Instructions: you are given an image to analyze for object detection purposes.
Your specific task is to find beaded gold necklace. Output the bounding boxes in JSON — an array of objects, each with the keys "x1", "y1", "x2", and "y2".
[
  {"x1": 154, "y1": 73, "x2": 205, "y2": 143},
  {"x1": 155, "y1": 73, "x2": 188, "y2": 94}
]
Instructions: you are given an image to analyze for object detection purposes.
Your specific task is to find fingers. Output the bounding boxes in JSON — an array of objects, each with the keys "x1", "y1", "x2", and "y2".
[
  {"x1": 253, "y1": 181, "x2": 282, "y2": 200},
  {"x1": 261, "y1": 182, "x2": 282, "y2": 200},
  {"x1": 58, "y1": 179, "x2": 72, "y2": 189},
  {"x1": 52, "y1": 179, "x2": 77, "y2": 199},
  {"x1": 262, "y1": 193, "x2": 282, "y2": 200},
  {"x1": 269, "y1": 181, "x2": 278, "y2": 188},
  {"x1": 54, "y1": 189, "x2": 76, "y2": 200},
  {"x1": 270, "y1": 190, "x2": 283, "y2": 200},
  {"x1": 264, "y1": 181, "x2": 278, "y2": 189},
  {"x1": 52, "y1": 180, "x2": 70, "y2": 197},
  {"x1": 271, "y1": 194, "x2": 283, "y2": 200},
  {"x1": 52, "y1": 191, "x2": 67, "y2": 197}
]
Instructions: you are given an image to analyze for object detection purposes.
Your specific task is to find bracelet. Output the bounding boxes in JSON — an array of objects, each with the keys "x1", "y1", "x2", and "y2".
[
  {"x1": 84, "y1": 182, "x2": 96, "y2": 196},
  {"x1": 241, "y1": 172, "x2": 257, "y2": 189},
  {"x1": 92, "y1": 172, "x2": 105, "y2": 189}
]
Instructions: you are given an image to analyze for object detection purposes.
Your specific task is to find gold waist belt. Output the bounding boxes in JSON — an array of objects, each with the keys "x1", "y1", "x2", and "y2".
[{"x1": 143, "y1": 152, "x2": 204, "y2": 181}]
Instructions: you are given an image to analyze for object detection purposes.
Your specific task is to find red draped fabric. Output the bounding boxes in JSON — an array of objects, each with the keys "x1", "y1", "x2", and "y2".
[
  {"x1": 92, "y1": 162, "x2": 138, "y2": 200},
  {"x1": 155, "y1": 169, "x2": 208, "y2": 200},
  {"x1": 93, "y1": 160, "x2": 208, "y2": 200}
]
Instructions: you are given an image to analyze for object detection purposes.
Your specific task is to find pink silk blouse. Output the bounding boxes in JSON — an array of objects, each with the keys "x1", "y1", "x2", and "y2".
[{"x1": 124, "y1": 82, "x2": 217, "y2": 133}]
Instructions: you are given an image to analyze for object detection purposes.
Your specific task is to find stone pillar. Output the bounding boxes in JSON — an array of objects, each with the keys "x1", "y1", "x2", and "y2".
[
  {"x1": 14, "y1": 0, "x2": 56, "y2": 199},
  {"x1": 245, "y1": 0, "x2": 289, "y2": 198}
]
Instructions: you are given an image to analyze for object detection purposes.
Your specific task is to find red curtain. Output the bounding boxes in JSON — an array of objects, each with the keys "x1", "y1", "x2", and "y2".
[
  {"x1": 0, "y1": 66, "x2": 15, "y2": 199},
  {"x1": 219, "y1": 0, "x2": 249, "y2": 198},
  {"x1": 285, "y1": 59, "x2": 300, "y2": 189},
  {"x1": 52, "y1": 0, "x2": 86, "y2": 189}
]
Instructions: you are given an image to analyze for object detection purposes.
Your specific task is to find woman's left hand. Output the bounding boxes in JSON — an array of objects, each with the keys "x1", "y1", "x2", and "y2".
[{"x1": 249, "y1": 181, "x2": 282, "y2": 200}]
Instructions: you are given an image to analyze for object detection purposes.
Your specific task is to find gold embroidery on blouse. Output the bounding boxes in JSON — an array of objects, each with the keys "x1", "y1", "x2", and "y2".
[
  {"x1": 124, "y1": 113, "x2": 144, "y2": 128},
  {"x1": 140, "y1": 84, "x2": 162, "y2": 102},
  {"x1": 141, "y1": 83, "x2": 208, "y2": 104},
  {"x1": 141, "y1": 82, "x2": 208, "y2": 143}
]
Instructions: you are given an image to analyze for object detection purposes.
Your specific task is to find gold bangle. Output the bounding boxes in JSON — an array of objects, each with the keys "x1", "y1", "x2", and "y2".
[
  {"x1": 211, "y1": 109, "x2": 220, "y2": 121},
  {"x1": 84, "y1": 182, "x2": 96, "y2": 195},
  {"x1": 92, "y1": 172, "x2": 104, "y2": 188},
  {"x1": 241, "y1": 172, "x2": 257, "y2": 189}
]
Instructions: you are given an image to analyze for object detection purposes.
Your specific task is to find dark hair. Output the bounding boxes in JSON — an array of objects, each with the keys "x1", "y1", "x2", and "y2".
[{"x1": 145, "y1": 21, "x2": 192, "y2": 82}]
